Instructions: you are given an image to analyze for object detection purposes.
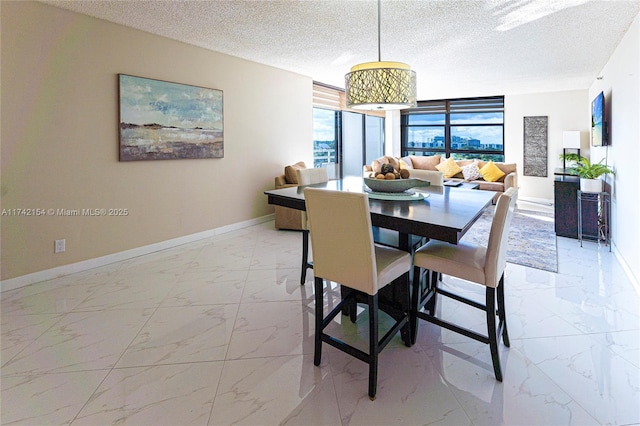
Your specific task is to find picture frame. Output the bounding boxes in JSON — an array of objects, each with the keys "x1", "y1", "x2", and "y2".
[
  {"x1": 118, "y1": 74, "x2": 223, "y2": 161},
  {"x1": 523, "y1": 116, "x2": 548, "y2": 177}
]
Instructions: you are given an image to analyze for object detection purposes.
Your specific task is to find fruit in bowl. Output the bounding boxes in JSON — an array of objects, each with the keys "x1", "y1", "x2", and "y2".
[{"x1": 366, "y1": 164, "x2": 430, "y2": 192}]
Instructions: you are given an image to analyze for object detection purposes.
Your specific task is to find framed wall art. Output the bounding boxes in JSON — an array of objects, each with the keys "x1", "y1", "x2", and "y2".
[
  {"x1": 523, "y1": 116, "x2": 548, "y2": 177},
  {"x1": 118, "y1": 74, "x2": 223, "y2": 161}
]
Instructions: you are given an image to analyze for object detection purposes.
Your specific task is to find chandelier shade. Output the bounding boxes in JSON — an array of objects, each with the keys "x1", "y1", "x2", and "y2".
[
  {"x1": 345, "y1": 61, "x2": 417, "y2": 110},
  {"x1": 344, "y1": 0, "x2": 417, "y2": 111}
]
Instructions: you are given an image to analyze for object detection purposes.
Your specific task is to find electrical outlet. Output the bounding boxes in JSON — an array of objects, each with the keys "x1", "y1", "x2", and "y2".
[{"x1": 54, "y1": 239, "x2": 65, "y2": 253}]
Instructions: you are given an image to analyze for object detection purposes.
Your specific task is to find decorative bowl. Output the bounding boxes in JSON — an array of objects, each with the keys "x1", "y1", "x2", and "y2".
[{"x1": 364, "y1": 177, "x2": 430, "y2": 193}]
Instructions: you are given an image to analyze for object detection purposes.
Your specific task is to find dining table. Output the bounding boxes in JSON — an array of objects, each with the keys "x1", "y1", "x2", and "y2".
[
  {"x1": 264, "y1": 175, "x2": 496, "y2": 344},
  {"x1": 265, "y1": 176, "x2": 494, "y2": 247}
]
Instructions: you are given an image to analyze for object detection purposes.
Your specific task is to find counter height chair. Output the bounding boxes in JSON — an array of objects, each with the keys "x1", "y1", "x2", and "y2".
[
  {"x1": 304, "y1": 187, "x2": 412, "y2": 400},
  {"x1": 296, "y1": 167, "x2": 329, "y2": 284},
  {"x1": 411, "y1": 187, "x2": 517, "y2": 381}
]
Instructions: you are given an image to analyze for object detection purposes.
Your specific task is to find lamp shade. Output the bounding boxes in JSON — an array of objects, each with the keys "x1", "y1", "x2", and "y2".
[
  {"x1": 345, "y1": 61, "x2": 417, "y2": 110},
  {"x1": 562, "y1": 131, "x2": 581, "y2": 149}
]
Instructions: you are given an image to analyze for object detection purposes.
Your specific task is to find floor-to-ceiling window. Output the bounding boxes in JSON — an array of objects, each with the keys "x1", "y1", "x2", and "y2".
[
  {"x1": 401, "y1": 96, "x2": 504, "y2": 161},
  {"x1": 313, "y1": 82, "x2": 385, "y2": 178},
  {"x1": 312, "y1": 108, "x2": 340, "y2": 169}
]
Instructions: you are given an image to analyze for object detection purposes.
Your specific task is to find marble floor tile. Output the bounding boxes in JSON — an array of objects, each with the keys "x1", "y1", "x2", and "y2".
[
  {"x1": 226, "y1": 300, "x2": 314, "y2": 359},
  {"x1": 327, "y1": 345, "x2": 473, "y2": 425},
  {"x1": 242, "y1": 268, "x2": 309, "y2": 303},
  {"x1": 514, "y1": 334, "x2": 640, "y2": 425},
  {"x1": 591, "y1": 329, "x2": 640, "y2": 368},
  {"x1": 1, "y1": 370, "x2": 109, "y2": 425},
  {"x1": 0, "y1": 220, "x2": 637, "y2": 426},
  {"x1": 0, "y1": 280, "x2": 100, "y2": 316},
  {"x1": 73, "y1": 362, "x2": 223, "y2": 425},
  {"x1": 162, "y1": 268, "x2": 248, "y2": 306},
  {"x1": 209, "y1": 355, "x2": 341, "y2": 425},
  {"x1": 423, "y1": 342, "x2": 599, "y2": 425},
  {"x1": 116, "y1": 304, "x2": 238, "y2": 367},
  {"x1": 1, "y1": 313, "x2": 62, "y2": 366},
  {"x1": 2, "y1": 308, "x2": 153, "y2": 375}
]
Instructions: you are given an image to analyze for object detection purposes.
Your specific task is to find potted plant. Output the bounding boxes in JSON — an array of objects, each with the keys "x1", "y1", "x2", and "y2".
[{"x1": 559, "y1": 152, "x2": 615, "y2": 192}]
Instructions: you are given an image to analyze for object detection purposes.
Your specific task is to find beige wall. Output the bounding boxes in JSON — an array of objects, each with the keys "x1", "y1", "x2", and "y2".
[
  {"x1": 504, "y1": 90, "x2": 590, "y2": 201},
  {"x1": 1, "y1": 2, "x2": 313, "y2": 281}
]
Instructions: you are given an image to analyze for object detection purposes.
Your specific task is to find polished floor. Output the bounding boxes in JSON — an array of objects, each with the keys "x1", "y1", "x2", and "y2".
[{"x1": 1, "y1": 214, "x2": 639, "y2": 425}]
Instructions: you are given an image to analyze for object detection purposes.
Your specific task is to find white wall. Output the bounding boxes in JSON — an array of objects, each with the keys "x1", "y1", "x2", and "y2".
[
  {"x1": 589, "y1": 13, "x2": 640, "y2": 287},
  {"x1": 505, "y1": 90, "x2": 590, "y2": 202}
]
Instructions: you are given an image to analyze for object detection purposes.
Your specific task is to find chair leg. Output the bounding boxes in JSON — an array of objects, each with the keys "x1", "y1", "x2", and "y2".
[
  {"x1": 486, "y1": 287, "x2": 503, "y2": 382},
  {"x1": 301, "y1": 230, "x2": 310, "y2": 284},
  {"x1": 410, "y1": 265, "x2": 422, "y2": 345},
  {"x1": 313, "y1": 276, "x2": 324, "y2": 366},
  {"x1": 401, "y1": 272, "x2": 412, "y2": 347},
  {"x1": 368, "y1": 294, "x2": 379, "y2": 400},
  {"x1": 426, "y1": 270, "x2": 439, "y2": 315},
  {"x1": 497, "y1": 274, "x2": 510, "y2": 347},
  {"x1": 349, "y1": 299, "x2": 357, "y2": 323}
]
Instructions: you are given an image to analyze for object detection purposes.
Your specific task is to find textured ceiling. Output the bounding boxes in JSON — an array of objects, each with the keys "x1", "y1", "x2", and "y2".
[{"x1": 42, "y1": 0, "x2": 639, "y2": 100}]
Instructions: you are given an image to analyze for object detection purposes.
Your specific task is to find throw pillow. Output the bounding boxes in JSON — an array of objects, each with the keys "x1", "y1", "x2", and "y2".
[
  {"x1": 284, "y1": 161, "x2": 306, "y2": 184},
  {"x1": 436, "y1": 157, "x2": 463, "y2": 178},
  {"x1": 461, "y1": 160, "x2": 482, "y2": 181},
  {"x1": 410, "y1": 154, "x2": 441, "y2": 171},
  {"x1": 400, "y1": 156, "x2": 413, "y2": 169},
  {"x1": 479, "y1": 161, "x2": 506, "y2": 182}
]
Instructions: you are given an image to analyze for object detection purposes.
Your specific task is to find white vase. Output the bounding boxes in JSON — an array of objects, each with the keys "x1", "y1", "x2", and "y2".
[{"x1": 580, "y1": 178, "x2": 603, "y2": 193}]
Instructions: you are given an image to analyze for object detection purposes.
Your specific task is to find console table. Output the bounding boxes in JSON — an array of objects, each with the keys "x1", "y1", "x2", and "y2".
[{"x1": 554, "y1": 175, "x2": 598, "y2": 238}]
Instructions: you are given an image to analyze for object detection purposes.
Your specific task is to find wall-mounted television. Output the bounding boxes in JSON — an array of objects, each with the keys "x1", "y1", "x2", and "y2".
[{"x1": 591, "y1": 91, "x2": 607, "y2": 146}]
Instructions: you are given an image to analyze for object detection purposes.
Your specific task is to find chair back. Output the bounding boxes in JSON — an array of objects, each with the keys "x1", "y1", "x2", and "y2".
[
  {"x1": 408, "y1": 169, "x2": 445, "y2": 186},
  {"x1": 297, "y1": 168, "x2": 329, "y2": 230},
  {"x1": 485, "y1": 187, "x2": 518, "y2": 287},
  {"x1": 297, "y1": 167, "x2": 328, "y2": 186},
  {"x1": 304, "y1": 188, "x2": 378, "y2": 295}
]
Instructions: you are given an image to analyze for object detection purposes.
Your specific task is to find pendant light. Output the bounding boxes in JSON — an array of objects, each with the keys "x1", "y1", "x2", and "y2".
[{"x1": 345, "y1": 0, "x2": 417, "y2": 110}]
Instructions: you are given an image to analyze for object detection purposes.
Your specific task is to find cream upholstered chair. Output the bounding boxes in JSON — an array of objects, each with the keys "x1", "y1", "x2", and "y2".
[
  {"x1": 304, "y1": 187, "x2": 412, "y2": 400},
  {"x1": 296, "y1": 167, "x2": 329, "y2": 284},
  {"x1": 408, "y1": 168, "x2": 445, "y2": 186},
  {"x1": 411, "y1": 187, "x2": 518, "y2": 381}
]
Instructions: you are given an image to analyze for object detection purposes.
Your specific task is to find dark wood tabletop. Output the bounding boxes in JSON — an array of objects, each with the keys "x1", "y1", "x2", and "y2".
[{"x1": 265, "y1": 176, "x2": 495, "y2": 245}]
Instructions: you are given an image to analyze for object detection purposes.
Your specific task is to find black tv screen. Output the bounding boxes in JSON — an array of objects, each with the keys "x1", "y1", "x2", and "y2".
[{"x1": 591, "y1": 92, "x2": 606, "y2": 146}]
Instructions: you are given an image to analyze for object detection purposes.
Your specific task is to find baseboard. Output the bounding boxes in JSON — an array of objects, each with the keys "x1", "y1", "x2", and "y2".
[
  {"x1": 0, "y1": 214, "x2": 274, "y2": 292},
  {"x1": 614, "y1": 244, "x2": 640, "y2": 295}
]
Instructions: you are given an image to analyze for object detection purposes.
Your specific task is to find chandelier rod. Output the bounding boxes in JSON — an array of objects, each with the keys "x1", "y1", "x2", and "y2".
[{"x1": 377, "y1": 0, "x2": 381, "y2": 62}]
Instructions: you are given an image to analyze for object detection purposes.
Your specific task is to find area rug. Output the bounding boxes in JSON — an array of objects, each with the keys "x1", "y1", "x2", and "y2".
[{"x1": 461, "y1": 207, "x2": 558, "y2": 272}]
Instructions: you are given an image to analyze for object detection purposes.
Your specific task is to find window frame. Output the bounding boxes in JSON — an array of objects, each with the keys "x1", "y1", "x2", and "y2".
[{"x1": 401, "y1": 96, "x2": 505, "y2": 161}]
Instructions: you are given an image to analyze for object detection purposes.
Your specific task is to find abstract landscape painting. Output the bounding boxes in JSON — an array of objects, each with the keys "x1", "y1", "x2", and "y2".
[{"x1": 119, "y1": 74, "x2": 223, "y2": 161}]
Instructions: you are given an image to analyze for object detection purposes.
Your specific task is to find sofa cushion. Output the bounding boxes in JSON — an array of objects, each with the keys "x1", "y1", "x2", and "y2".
[
  {"x1": 461, "y1": 160, "x2": 482, "y2": 181},
  {"x1": 495, "y1": 162, "x2": 517, "y2": 176},
  {"x1": 284, "y1": 161, "x2": 306, "y2": 184},
  {"x1": 410, "y1": 154, "x2": 441, "y2": 171},
  {"x1": 400, "y1": 156, "x2": 413, "y2": 169},
  {"x1": 436, "y1": 157, "x2": 463, "y2": 178},
  {"x1": 479, "y1": 161, "x2": 506, "y2": 182}
]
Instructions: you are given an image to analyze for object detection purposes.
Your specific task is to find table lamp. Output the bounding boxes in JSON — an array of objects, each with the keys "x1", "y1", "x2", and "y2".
[{"x1": 562, "y1": 131, "x2": 581, "y2": 170}]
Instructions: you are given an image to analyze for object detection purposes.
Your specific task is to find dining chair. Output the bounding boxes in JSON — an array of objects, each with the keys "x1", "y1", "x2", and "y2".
[
  {"x1": 304, "y1": 187, "x2": 412, "y2": 400},
  {"x1": 296, "y1": 167, "x2": 329, "y2": 284},
  {"x1": 411, "y1": 187, "x2": 517, "y2": 381}
]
